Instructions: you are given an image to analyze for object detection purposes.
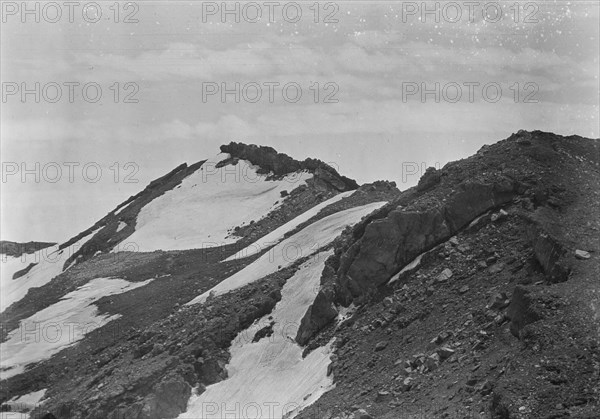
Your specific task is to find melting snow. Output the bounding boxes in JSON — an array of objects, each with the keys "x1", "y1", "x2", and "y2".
[
  {"x1": 188, "y1": 201, "x2": 386, "y2": 305},
  {"x1": 0, "y1": 389, "x2": 47, "y2": 417},
  {"x1": 179, "y1": 252, "x2": 335, "y2": 419},
  {"x1": 224, "y1": 190, "x2": 355, "y2": 261},
  {"x1": 122, "y1": 154, "x2": 313, "y2": 252},
  {"x1": 116, "y1": 221, "x2": 127, "y2": 232},
  {"x1": 388, "y1": 253, "x2": 424, "y2": 285},
  {"x1": 0, "y1": 277, "x2": 153, "y2": 380},
  {"x1": 1, "y1": 231, "x2": 97, "y2": 313}
]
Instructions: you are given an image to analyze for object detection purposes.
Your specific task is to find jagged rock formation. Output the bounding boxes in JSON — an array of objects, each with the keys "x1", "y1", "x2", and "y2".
[
  {"x1": 297, "y1": 129, "x2": 597, "y2": 351},
  {"x1": 220, "y1": 142, "x2": 359, "y2": 191}
]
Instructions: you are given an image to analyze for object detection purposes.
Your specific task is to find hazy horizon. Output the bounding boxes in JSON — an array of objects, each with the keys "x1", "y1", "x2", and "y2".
[{"x1": 2, "y1": 1, "x2": 599, "y2": 243}]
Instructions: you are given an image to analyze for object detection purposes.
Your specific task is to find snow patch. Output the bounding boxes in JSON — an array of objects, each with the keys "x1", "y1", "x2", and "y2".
[
  {"x1": 122, "y1": 154, "x2": 312, "y2": 252},
  {"x1": 388, "y1": 253, "x2": 424, "y2": 285},
  {"x1": 1, "y1": 389, "x2": 47, "y2": 417},
  {"x1": 0, "y1": 277, "x2": 153, "y2": 380},
  {"x1": 1, "y1": 231, "x2": 97, "y2": 313},
  {"x1": 179, "y1": 252, "x2": 335, "y2": 419},
  {"x1": 224, "y1": 190, "x2": 354, "y2": 261},
  {"x1": 188, "y1": 201, "x2": 386, "y2": 305},
  {"x1": 116, "y1": 221, "x2": 127, "y2": 232},
  {"x1": 336, "y1": 304, "x2": 356, "y2": 326}
]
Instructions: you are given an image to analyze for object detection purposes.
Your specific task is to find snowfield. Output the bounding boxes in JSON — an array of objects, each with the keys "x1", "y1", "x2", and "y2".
[
  {"x1": 180, "y1": 252, "x2": 335, "y2": 419},
  {"x1": 188, "y1": 201, "x2": 386, "y2": 305},
  {"x1": 0, "y1": 277, "x2": 153, "y2": 380},
  {"x1": 0, "y1": 389, "x2": 46, "y2": 418},
  {"x1": 224, "y1": 190, "x2": 355, "y2": 261},
  {"x1": 121, "y1": 154, "x2": 313, "y2": 252},
  {"x1": 1, "y1": 231, "x2": 97, "y2": 314}
]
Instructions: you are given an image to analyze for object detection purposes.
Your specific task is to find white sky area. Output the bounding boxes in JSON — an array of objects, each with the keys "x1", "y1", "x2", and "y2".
[
  {"x1": 121, "y1": 154, "x2": 312, "y2": 252},
  {"x1": 180, "y1": 251, "x2": 335, "y2": 419},
  {"x1": 1, "y1": 1, "x2": 598, "y2": 242}
]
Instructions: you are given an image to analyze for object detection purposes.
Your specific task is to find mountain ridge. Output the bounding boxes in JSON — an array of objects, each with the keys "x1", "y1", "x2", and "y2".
[{"x1": 1, "y1": 131, "x2": 598, "y2": 419}]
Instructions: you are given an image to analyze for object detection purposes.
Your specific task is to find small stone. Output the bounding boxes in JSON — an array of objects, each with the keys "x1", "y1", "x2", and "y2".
[
  {"x1": 489, "y1": 292, "x2": 509, "y2": 310},
  {"x1": 375, "y1": 390, "x2": 392, "y2": 402},
  {"x1": 374, "y1": 341, "x2": 389, "y2": 352},
  {"x1": 437, "y1": 346, "x2": 455, "y2": 360},
  {"x1": 486, "y1": 255, "x2": 498, "y2": 264},
  {"x1": 489, "y1": 263, "x2": 504, "y2": 274},
  {"x1": 457, "y1": 244, "x2": 470, "y2": 253},
  {"x1": 449, "y1": 237, "x2": 459, "y2": 246},
  {"x1": 519, "y1": 406, "x2": 527, "y2": 412},
  {"x1": 575, "y1": 249, "x2": 591, "y2": 260},
  {"x1": 478, "y1": 380, "x2": 493, "y2": 396},
  {"x1": 383, "y1": 296, "x2": 394, "y2": 307},
  {"x1": 459, "y1": 285, "x2": 470, "y2": 294},
  {"x1": 424, "y1": 356, "x2": 438, "y2": 372},
  {"x1": 353, "y1": 409, "x2": 373, "y2": 419},
  {"x1": 437, "y1": 268, "x2": 453, "y2": 282}
]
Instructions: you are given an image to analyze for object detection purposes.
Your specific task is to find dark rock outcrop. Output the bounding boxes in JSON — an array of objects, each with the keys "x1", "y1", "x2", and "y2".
[
  {"x1": 12, "y1": 262, "x2": 37, "y2": 279},
  {"x1": 220, "y1": 142, "x2": 359, "y2": 191},
  {"x1": 529, "y1": 228, "x2": 572, "y2": 283},
  {"x1": 338, "y1": 179, "x2": 517, "y2": 297},
  {"x1": 0, "y1": 241, "x2": 56, "y2": 258},
  {"x1": 506, "y1": 285, "x2": 543, "y2": 337},
  {"x1": 416, "y1": 167, "x2": 441, "y2": 192},
  {"x1": 296, "y1": 130, "x2": 596, "y2": 345},
  {"x1": 296, "y1": 290, "x2": 338, "y2": 345}
]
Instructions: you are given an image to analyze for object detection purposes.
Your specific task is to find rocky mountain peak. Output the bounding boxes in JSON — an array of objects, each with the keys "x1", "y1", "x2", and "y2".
[{"x1": 220, "y1": 141, "x2": 359, "y2": 191}]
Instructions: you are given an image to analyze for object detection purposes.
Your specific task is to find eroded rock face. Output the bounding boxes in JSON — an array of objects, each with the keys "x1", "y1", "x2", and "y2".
[
  {"x1": 529, "y1": 228, "x2": 572, "y2": 283},
  {"x1": 338, "y1": 179, "x2": 517, "y2": 296},
  {"x1": 296, "y1": 290, "x2": 338, "y2": 346},
  {"x1": 506, "y1": 285, "x2": 543, "y2": 337}
]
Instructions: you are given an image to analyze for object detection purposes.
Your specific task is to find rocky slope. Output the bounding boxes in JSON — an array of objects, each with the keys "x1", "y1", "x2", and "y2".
[
  {"x1": 0, "y1": 144, "x2": 397, "y2": 418},
  {"x1": 295, "y1": 130, "x2": 600, "y2": 418},
  {"x1": 1, "y1": 131, "x2": 598, "y2": 419}
]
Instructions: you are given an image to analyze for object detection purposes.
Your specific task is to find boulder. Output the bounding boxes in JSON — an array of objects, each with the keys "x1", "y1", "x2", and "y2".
[
  {"x1": 296, "y1": 290, "x2": 338, "y2": 345},
  {"x1": 575, "y1": 249, "x2": 591, "y2": 260},
  {"x1": 437, "y1": 268, "x2": 453, "y2": 282},
  {"x1": 530, "y1": 228, "x2": 571, "y2": 283},
  {"x1": 506, "y1": 285, "x2": 542, "y2": 337},
  {"x1": 338, "y1": 179, "x2": 516, "y2": 295},
  {"x1": 374, "y1": 341, "x2": 389, "y2": 352}
]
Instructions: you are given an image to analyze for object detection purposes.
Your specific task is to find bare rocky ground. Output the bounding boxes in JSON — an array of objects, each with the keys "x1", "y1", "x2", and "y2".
[
  {"x1": 296, "y1": 130, "x2": 600, "y2": 419},
  {"x1": 1, "y1": 131, "x2": 598, "y2": 419}
]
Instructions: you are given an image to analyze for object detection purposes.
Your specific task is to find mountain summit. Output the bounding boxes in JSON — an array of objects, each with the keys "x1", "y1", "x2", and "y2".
[{"x1": 1, "y1": 132, "x2": 599, "y2": 419}]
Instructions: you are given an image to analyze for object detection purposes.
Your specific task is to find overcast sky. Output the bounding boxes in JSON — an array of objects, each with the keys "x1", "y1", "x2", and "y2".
[{"x1": 1, "y1": 1, "x2": 598, "y2": 243}]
